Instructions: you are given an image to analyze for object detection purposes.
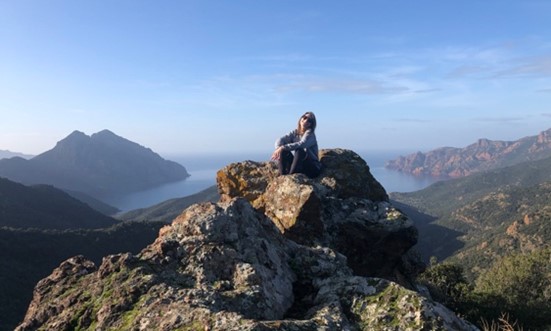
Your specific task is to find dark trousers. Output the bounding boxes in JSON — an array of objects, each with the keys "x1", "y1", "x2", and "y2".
[{"x1": 278, "y1": 149, "x2": 321, "y2": 178}]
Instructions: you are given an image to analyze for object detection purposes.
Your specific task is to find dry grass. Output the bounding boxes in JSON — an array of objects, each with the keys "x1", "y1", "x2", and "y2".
[{"x1": 481, "y1": 313, "x2": 524, "y2": 331}]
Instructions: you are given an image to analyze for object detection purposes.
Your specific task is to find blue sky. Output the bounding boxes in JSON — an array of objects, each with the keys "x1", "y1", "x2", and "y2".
[{"x1": 1, "y1": 1, "x2": 551, "y2": 157}]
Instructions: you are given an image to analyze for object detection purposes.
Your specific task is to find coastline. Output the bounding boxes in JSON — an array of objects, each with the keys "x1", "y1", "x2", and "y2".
[{"x1": 106, "y1": 151, "x2": 439, "y2": 212}]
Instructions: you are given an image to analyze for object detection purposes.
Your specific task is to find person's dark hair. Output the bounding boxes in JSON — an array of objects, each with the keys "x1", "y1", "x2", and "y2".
[{"x1": 296, "y1": 112, "x2": 317, "y2": 135}]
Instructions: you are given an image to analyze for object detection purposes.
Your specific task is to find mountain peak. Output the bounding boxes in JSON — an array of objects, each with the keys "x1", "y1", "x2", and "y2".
[
  {"x1": 62, "y1": 130, "x2": 89, "y2": 142},
  {"x1": 91, "y1": 129, "x2": 119, "y2": 140},
  {"x1": 90, "y1": 129, "x2": 135, "y2": 147},
  {"x1": 1, "y1": 130, "x2": 189, "y2": 199},
  {"x1": 477, "y1": 138, "x2": 490, "y2": 146},
  {"x1": 94, "y1": 129, "x2": 116, "y2": 136},
  {"x1": 61, "y1": 130, "x2": 125, "y2": 144},
  {"x1": 68, "y1": 130, "x2": 87, "y2": 137}
]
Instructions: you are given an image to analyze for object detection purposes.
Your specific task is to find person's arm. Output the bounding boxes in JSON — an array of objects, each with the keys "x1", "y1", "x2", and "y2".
[
  {"x1": 272, "y1": 130, "x2": 297, "y2": 160},
  {"x1": 275, "y1": 130, "x2": 297, "y2": 148},
  {"x1": 281, "y1": 130, "x2": 316, "y2": 151}
]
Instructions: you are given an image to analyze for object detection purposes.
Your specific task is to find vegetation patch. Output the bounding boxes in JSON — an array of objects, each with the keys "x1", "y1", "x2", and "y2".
[{"x1": 420, "y1": 247, "x2": 551, "y2": 330}]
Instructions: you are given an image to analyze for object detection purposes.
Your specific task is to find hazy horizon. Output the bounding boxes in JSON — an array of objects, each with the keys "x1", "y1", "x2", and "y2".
[
  {"x1": 3, "y1": 126, "x2": 550, "y2": 162},
  {"x1": 1, "y1": 1, "x2": 551, "y2": 155}
]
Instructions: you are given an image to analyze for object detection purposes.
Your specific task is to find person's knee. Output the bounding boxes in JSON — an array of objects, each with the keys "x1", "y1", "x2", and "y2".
[
  {"x1": 295, "y1": 149, "x2": 306, "y2": 159},
  {"x1": 281, "y1": 150, "x2": 293, "y2": 159}
]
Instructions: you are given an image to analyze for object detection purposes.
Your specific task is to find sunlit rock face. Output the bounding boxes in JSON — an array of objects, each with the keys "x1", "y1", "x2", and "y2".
[{"x1": 218, "y1": 148, "x2": 416, "y2": 284}]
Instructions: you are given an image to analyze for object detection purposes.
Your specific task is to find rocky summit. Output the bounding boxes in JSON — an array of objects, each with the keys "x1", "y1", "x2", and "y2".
[
  {"x1": 217, "y1": 149, "x2": 417, "y2": 287},
  {"x1": 16, "y1": 149, "x2": 478, "y2": 331}
]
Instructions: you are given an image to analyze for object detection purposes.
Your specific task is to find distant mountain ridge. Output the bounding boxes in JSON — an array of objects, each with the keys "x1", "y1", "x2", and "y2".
[
  {"x1": 0, "y1": 150, "x2": 33, "y2": 160},
  {"x1": 0, "y1": 177, "x2": 118, "y2": 229},
  {"x1": 117, "y1": 185, "x2": 219, "y2": 223},
  {"x1": 0, "y1": 130, "x2": 189, "y2": 201},
  {"x1": 386, "y1": 127, "x2": 551, "y2": 177}
]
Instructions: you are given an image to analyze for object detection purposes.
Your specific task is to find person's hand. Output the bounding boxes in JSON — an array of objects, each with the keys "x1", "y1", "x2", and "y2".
[{"x1": 271, "y1": 146, "x2": 283, "y2": 160}]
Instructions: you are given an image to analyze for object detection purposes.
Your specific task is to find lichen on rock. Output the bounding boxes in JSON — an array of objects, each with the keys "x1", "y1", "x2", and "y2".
[{"x1": 218, "y1": 149, "x2": 420, "y2": 285}]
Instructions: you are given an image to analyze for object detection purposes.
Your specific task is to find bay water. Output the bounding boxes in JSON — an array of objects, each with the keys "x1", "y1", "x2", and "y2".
[{"x1": 105, "y1": 151, "x2": 439, "y2": 212}]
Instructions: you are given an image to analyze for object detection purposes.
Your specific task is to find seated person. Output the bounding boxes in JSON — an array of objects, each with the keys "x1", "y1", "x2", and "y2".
[{"x1": 271, "y1": 112, "x2": 321, "y2": 178}]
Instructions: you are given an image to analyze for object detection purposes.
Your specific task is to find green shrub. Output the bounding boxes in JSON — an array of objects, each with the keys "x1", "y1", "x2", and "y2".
[
  {"x1": 418, "y1": 260, "x2": 471, "y2": 311},
  {"x1": 474, "y1": 247, "x2": 551, "y2": 330},
  {"x1": 418, "y1": 250, "x2": 551, "y2": 330}
]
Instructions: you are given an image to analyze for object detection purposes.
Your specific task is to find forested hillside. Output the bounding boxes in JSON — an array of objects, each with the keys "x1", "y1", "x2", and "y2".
[
  {"x1": 393, "y1": 157, "x2": 551, "y2": 330},
  {"x1": 117, "y1": 185, "x2": 219, "y2": 223},
  {"x1": 391, "y1": 155, "x2": 551, "y2": 276},
  {"x1": 0, "y1": 177, "x2": 118, "y2": 229}
]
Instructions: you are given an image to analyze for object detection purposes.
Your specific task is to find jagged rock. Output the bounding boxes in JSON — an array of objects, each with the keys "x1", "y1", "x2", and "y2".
[
  {"x1": 141, "y1": 200, "x2": 296, "y2": 321},
  {"x1": 18, "y1": 255, "x2": 98, "y2": 331},
  {"x1": 17, "y1": 199, "x2": 291, "y2": 331},
  {"x1": 217, "y1": 148, "x2": 419, "y2": 285},
  {"x1": 17, "y1": 198, "x2": 478, "y2": 331},
  {"x1": 216, "y1": 160, "x2": 279, "y2": 208},
  {"x1": 317, "y1": 148, "x2": 388, "y2": 201}
]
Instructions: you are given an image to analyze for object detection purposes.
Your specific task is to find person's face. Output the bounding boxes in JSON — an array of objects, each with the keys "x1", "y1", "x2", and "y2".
[{"x1": 300, "y1": 114, "x2": 314, "y2": 130}]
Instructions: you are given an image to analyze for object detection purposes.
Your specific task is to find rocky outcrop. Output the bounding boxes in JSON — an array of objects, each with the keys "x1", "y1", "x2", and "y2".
[
  {"x1": 217, "y1": 149, "x2": 388, "y2": 206},
  {"x1": 218, "y1": 149, "x2": 411, "y2": 284},
  {"x1": 16, "y1": 149, "x2": 478, "y2": 331},
  {"x1": 386, "y1": 128, "x2": 551, "y2": 177}
]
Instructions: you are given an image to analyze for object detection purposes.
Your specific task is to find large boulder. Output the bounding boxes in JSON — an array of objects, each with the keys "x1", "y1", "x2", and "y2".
[
  {"x1": 262, "y1": 175, "x2": 324, "y2": 243},
  {"x1": 217, "y1": 148, "x2": 420, "y2": 285},
  {"x1": 217, "y1": 160, "x2": 278, "y2": 208},
  {"x1": 317, "y1": 148, "x2": 388, "y2": 201},
  {"x1": 17, "y1": 198, "x2": 478, "y2": 331}
]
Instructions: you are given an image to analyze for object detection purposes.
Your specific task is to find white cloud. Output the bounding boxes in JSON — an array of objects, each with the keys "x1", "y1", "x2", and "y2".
[
  {"x1": 393, "y1": 118, "x2": 432, "y2": 123},
  {"x1": 412, "y1": 88, "x2": 441, "y2": 94},
  {"x1": 471, "y1": 116, "x2": 526, "y2": 123},
  {"x1": 493, "y1": 55, "x2": 551, "y2": 78},
  {"x1": 446, "y1": 65, "x2": 490, "y2": 79},
  {"x1": 296, "y1": 79, "x2": 409, "y2": 95}
]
